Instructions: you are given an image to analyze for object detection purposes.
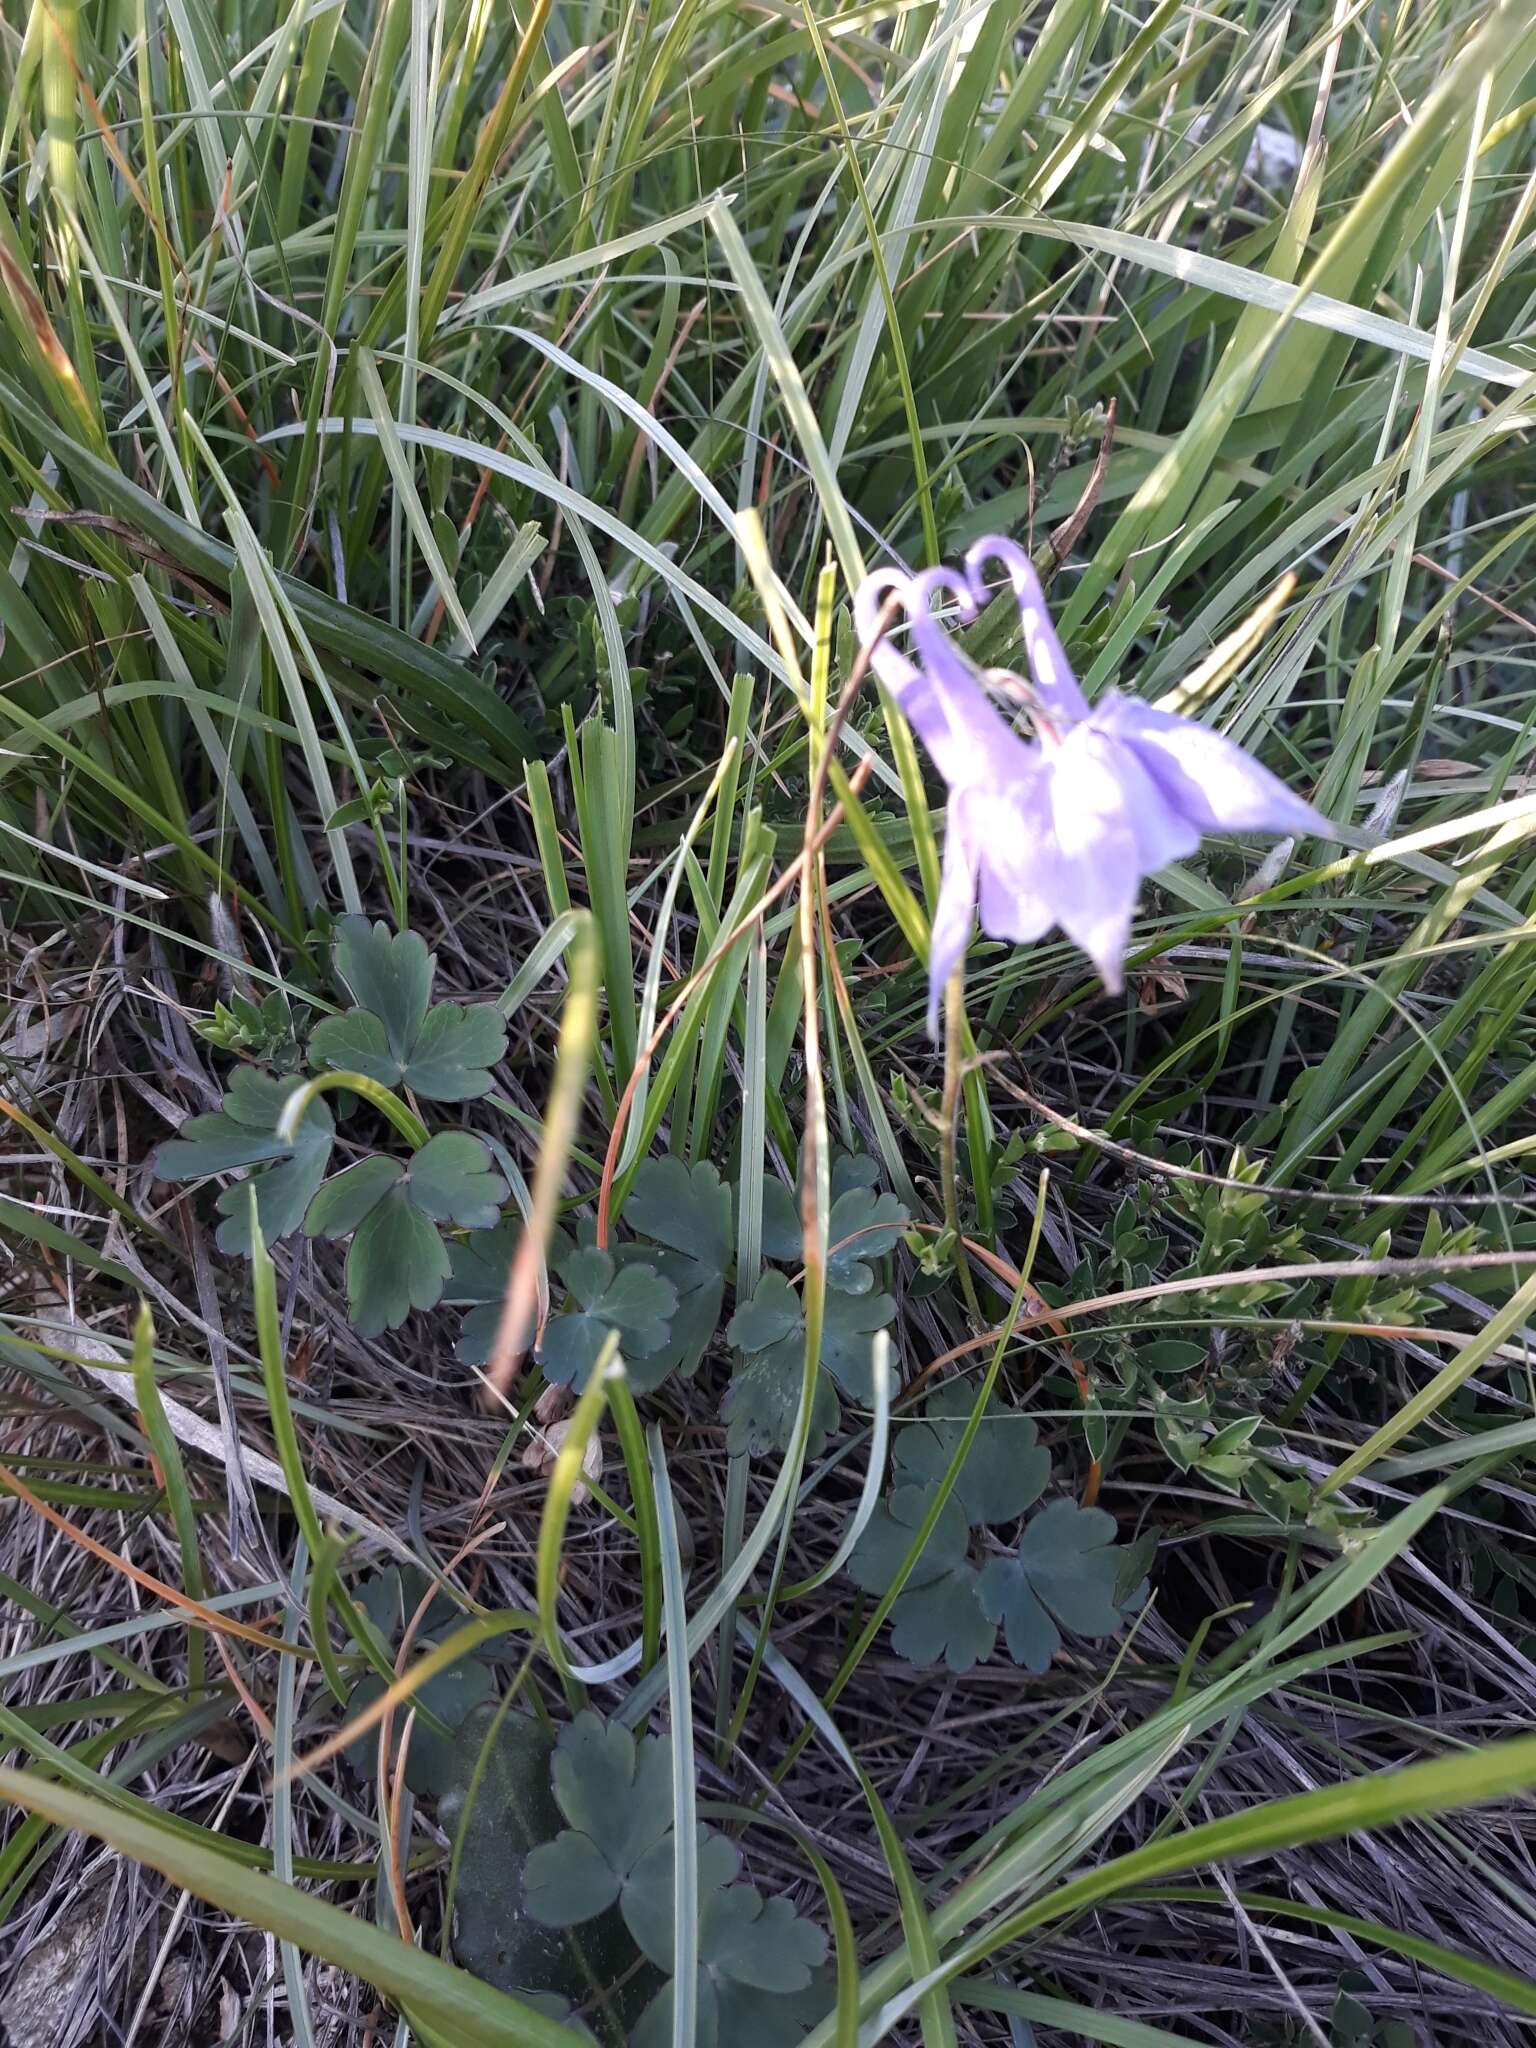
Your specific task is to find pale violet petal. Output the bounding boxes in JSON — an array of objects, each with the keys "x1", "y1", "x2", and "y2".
[
  {"x1": 864, "y1": 548, "x2": 1335, "y2": 1003},
  {"x1": 1107, "y1": 697, "x2": 1329, "y2": 840},
  {"x1": 906, "y1": 567, "x2": 1035, "y2": 788},
  {"x1": 963, "y1": 535, "x2": 1091, "y2": 724},
  {"x1": 969, "y1": 781, "x2": 1057, "y2": 947},
  {"x1": 853, "y1": 567, "x2": 924, "y2": 703},
  {"x1": 853, "y1": 566, "x2": 1016, "y2": 787},
  {"x1": 927, "y1": 805, "x2": 981, "y2": 1036},
  {"x1": 977, "y1": 847, "x2": 1055, "y2": 950},
  {"x1": 1039, "y1": 728, "x2": 1156, "y2": 991},
  {"x1": 976, "y1": 736, "x2": 1192, "y2": 987},
  {"x1": 1095, "y1": 727, "x2": 1204, "y2": 875}
]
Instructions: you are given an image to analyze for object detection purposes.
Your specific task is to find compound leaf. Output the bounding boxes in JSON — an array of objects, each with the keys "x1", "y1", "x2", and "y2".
[
  {"x1": 821, "y1": 1288, "x2": 897, "y2": 1402},
  {"x1": 332, "y1": 916, "x2": 432, "y2": 1059},
  {"x1": 760, "y1": 1152, "x2": 897, "y2": 1283},
  {"x1": 726, "y1": 1271, "x2": 894, "y2": 1450},
  {"x1": 319, "y1": 920, "x2": 507, "y2": 1101},
  {"x1": 726, "y1": 1270, "x2": 801, "y2": 1354},
  {"x1": 624, "y1": 1158, "x2": 731, "y2": 1376},
  {"x1": 407, "y1": 1130, "x2": 506, "y2": 1226},
  {"x1": 627, "y1": 1832, "x2": 828, "y2": 2048},
  {"x1": 825, "y1": 1184, "x2": 908, "y2": 1295},
  {"x1": 537, "y1": 1316, "x2": 615, "y2": 1390},
  {"x1": 308, "y1": 1007, "x2": 400, "y2": 1086},
  {"x1": 213, "y1": 1121, "x2": 336, "y2": 1256},
  {"x1": 552, "y1": 1714, "x2": 673, "y2": 1864},
  {"x1": 354, "y1": 1565, "x2": 460, "y2": 1646},
  {"x1": 448, "y1": 1218, "x2": 522, "y2": 1366},
  {"x1": 626, "y1": 1156, "x2": 731, "y2": 1272},
  {"x1": 156, "y1": 1112, "x2": 290, "y2": 1179},
  {"x1": 894, "y1": 1381, "x2": 1050, "y2": 1527},
  {"x1": 454, "y1": 1305, "x2": 503, "y2": 1366},
  {"x1": 402, "y1": 1001, "x2": 507, "y2": 1100},
  {"x1": 722, "y1": 1348, "x2": 839, "y2": 1459},
  {"x1": 831, "y1": 1151, "x2": 880, "y2": 1201},
  {"x1": 305, "y1": 1155, "x2": 404, "y2": 1239},
  {"x1": 441, "y1": 1705, "x2": 634, "y2": 2010},
  {"x1": 633, "y1": 1974, "x2": 832, "y2": 2048},
  {"x1": 847, "y1": 1482, "x2": 968, "y2": 1597},
  {"x1": 619, "y1": 1830, "x2": 741, "y2": 1969},
  {"x1": 222, "y1": 1066, "x2": 305, "y2": 1129},
  {"x1": 447, "y1": 1216, "x2": 522, "y2": 1302},
  {"x1": 346, "y1": 1187, "x2": 451, "y2": 1336},
  {"x1": 711, "y1": 1974, "x2": 833, "y2": 2048},
  {"x1": 641, "y1": 1246, "x2": 723, "y2": 1379},
  {"x1": 524, "y1": 1715, "x2": 673, "y2": 1928},
  {"x1": 758, "y1": 1176, "x2": 802, "y2": 1264},
  {"x1": 157, "y1": 1072, "x2": 335, "y2": 1256},
  {"x1": 701, "y1": 1885, "x2": 826, "y2": 1992},
  {"x1": 155, "y1": 1069, "x2": 329, "y2": 1178},
  {"x1": 538, "y1": 1249, "x2": 678, "y2": 1390},
  {"x1": 977, "y1": 1496, "x2": 1129, "y2": 1674},
  {"x1": 887, "y1": 1568, "x2": 996, "y2": 1674},
  {"x1": 634, "y1": 1976, "x2": 723, "y2": 2048},
  {"x1": 581, "y1": 1259, "x2": 675, "y2": 1345},
  {"x1": 522, "y1": 1831, "x2": 623, "y2": 1926},
  {"x1": 346, "y1": 1658, "x2": 494, "y2": 1800}
]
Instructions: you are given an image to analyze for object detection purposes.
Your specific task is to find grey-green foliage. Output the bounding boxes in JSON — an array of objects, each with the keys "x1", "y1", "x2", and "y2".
[
  {"x1": 522, "y1": 1714, "x2": 675, "y2": 1925},
  {"x1": 154, "y1": 918, "x2": 507, "y2": 1333},
  {"x1": 724, "y1": 1152, "x2": 908, "y2": 1455},
  {"x1": 448, "y1": 1146, "x2": 905, "y2": 1435},
  {"x1": 523, "y1": 1714, "x2": 827, "y2": 2046},
  {"x1": 760, "y1": 1152, "x2": 908, "y2": 1294},
  {"x1": 447, "y1": 1216, "x2": 524, "y2": 1366},
  {"x1": 154, "y1": 1067, "x2": 335, "y2": 1255},
  {"x1": 336, "y1": 1582, "x2": 840, "y2": 2042},
  {"x1": 976, "y1": 1498, "x2": 1130, "y2": 1673},
  {"x1": 441, "y1": 1704, "x2": 631, "y2": 2029},
  {"x1": 538, "y1": 1248, "x2": 681, "y2": 1392},
  {"x1": 848, "y1": 1384, "x2": 1137, "y2": 1674},
  {"x1": 625, "y1": 1847, "x2": 832, "y2": 2048},
  {"x1": 307, "y1": 1132, "x2": 506, "y2": 1337},
  {"x1": 341, "y1": 1600, "x2": 632, "y2": 2029},
  {"x1": 394, "y1": 1700, "x2": 827, "y2": 2045},
  {"x1": 312, "y1": 918, "x2": 507, "y2": 1100},
  {"x1": 724, "y1": 1271, "x2": 893, "y2": 1455},
  {"x1": 621, "y1": 1157, "x2": 733, "y2": 1379},
  {"x1": 452, "y1": 1157, "x2": 732, "y2": 1393}
]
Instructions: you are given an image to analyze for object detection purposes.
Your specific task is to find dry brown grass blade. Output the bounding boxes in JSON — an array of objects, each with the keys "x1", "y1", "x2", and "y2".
[
  {"x1": 1048, "y1": 397, "x2": 1118, "y2": 567},
  {"x1": 0, "y1": 1457, "x2": 297, "y2": 1655}
]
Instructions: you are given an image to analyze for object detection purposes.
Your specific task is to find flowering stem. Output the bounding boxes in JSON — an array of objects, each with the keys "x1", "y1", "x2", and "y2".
[
  {"x1": 941, "y1": 965, "x2": 985, "y2": 1330},
  {"x1": 718, "y1": 574, "x2": 896, "y2": 1750}
]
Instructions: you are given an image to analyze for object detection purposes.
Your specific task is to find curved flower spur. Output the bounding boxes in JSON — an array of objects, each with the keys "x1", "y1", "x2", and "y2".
[{"x1": 854, "y1": 536, "x2": 1331, "y2": 1031}]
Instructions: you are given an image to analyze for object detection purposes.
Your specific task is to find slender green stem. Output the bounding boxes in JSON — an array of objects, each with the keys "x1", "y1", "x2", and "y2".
[{"x1": 941, "y1": 967, "x2": 985, "y2": 1329}]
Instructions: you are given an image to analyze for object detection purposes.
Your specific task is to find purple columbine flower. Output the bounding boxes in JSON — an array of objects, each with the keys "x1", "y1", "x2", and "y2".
[{"x1": 854, "y1": 535, "x2": 1330, "y2": 1032}]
